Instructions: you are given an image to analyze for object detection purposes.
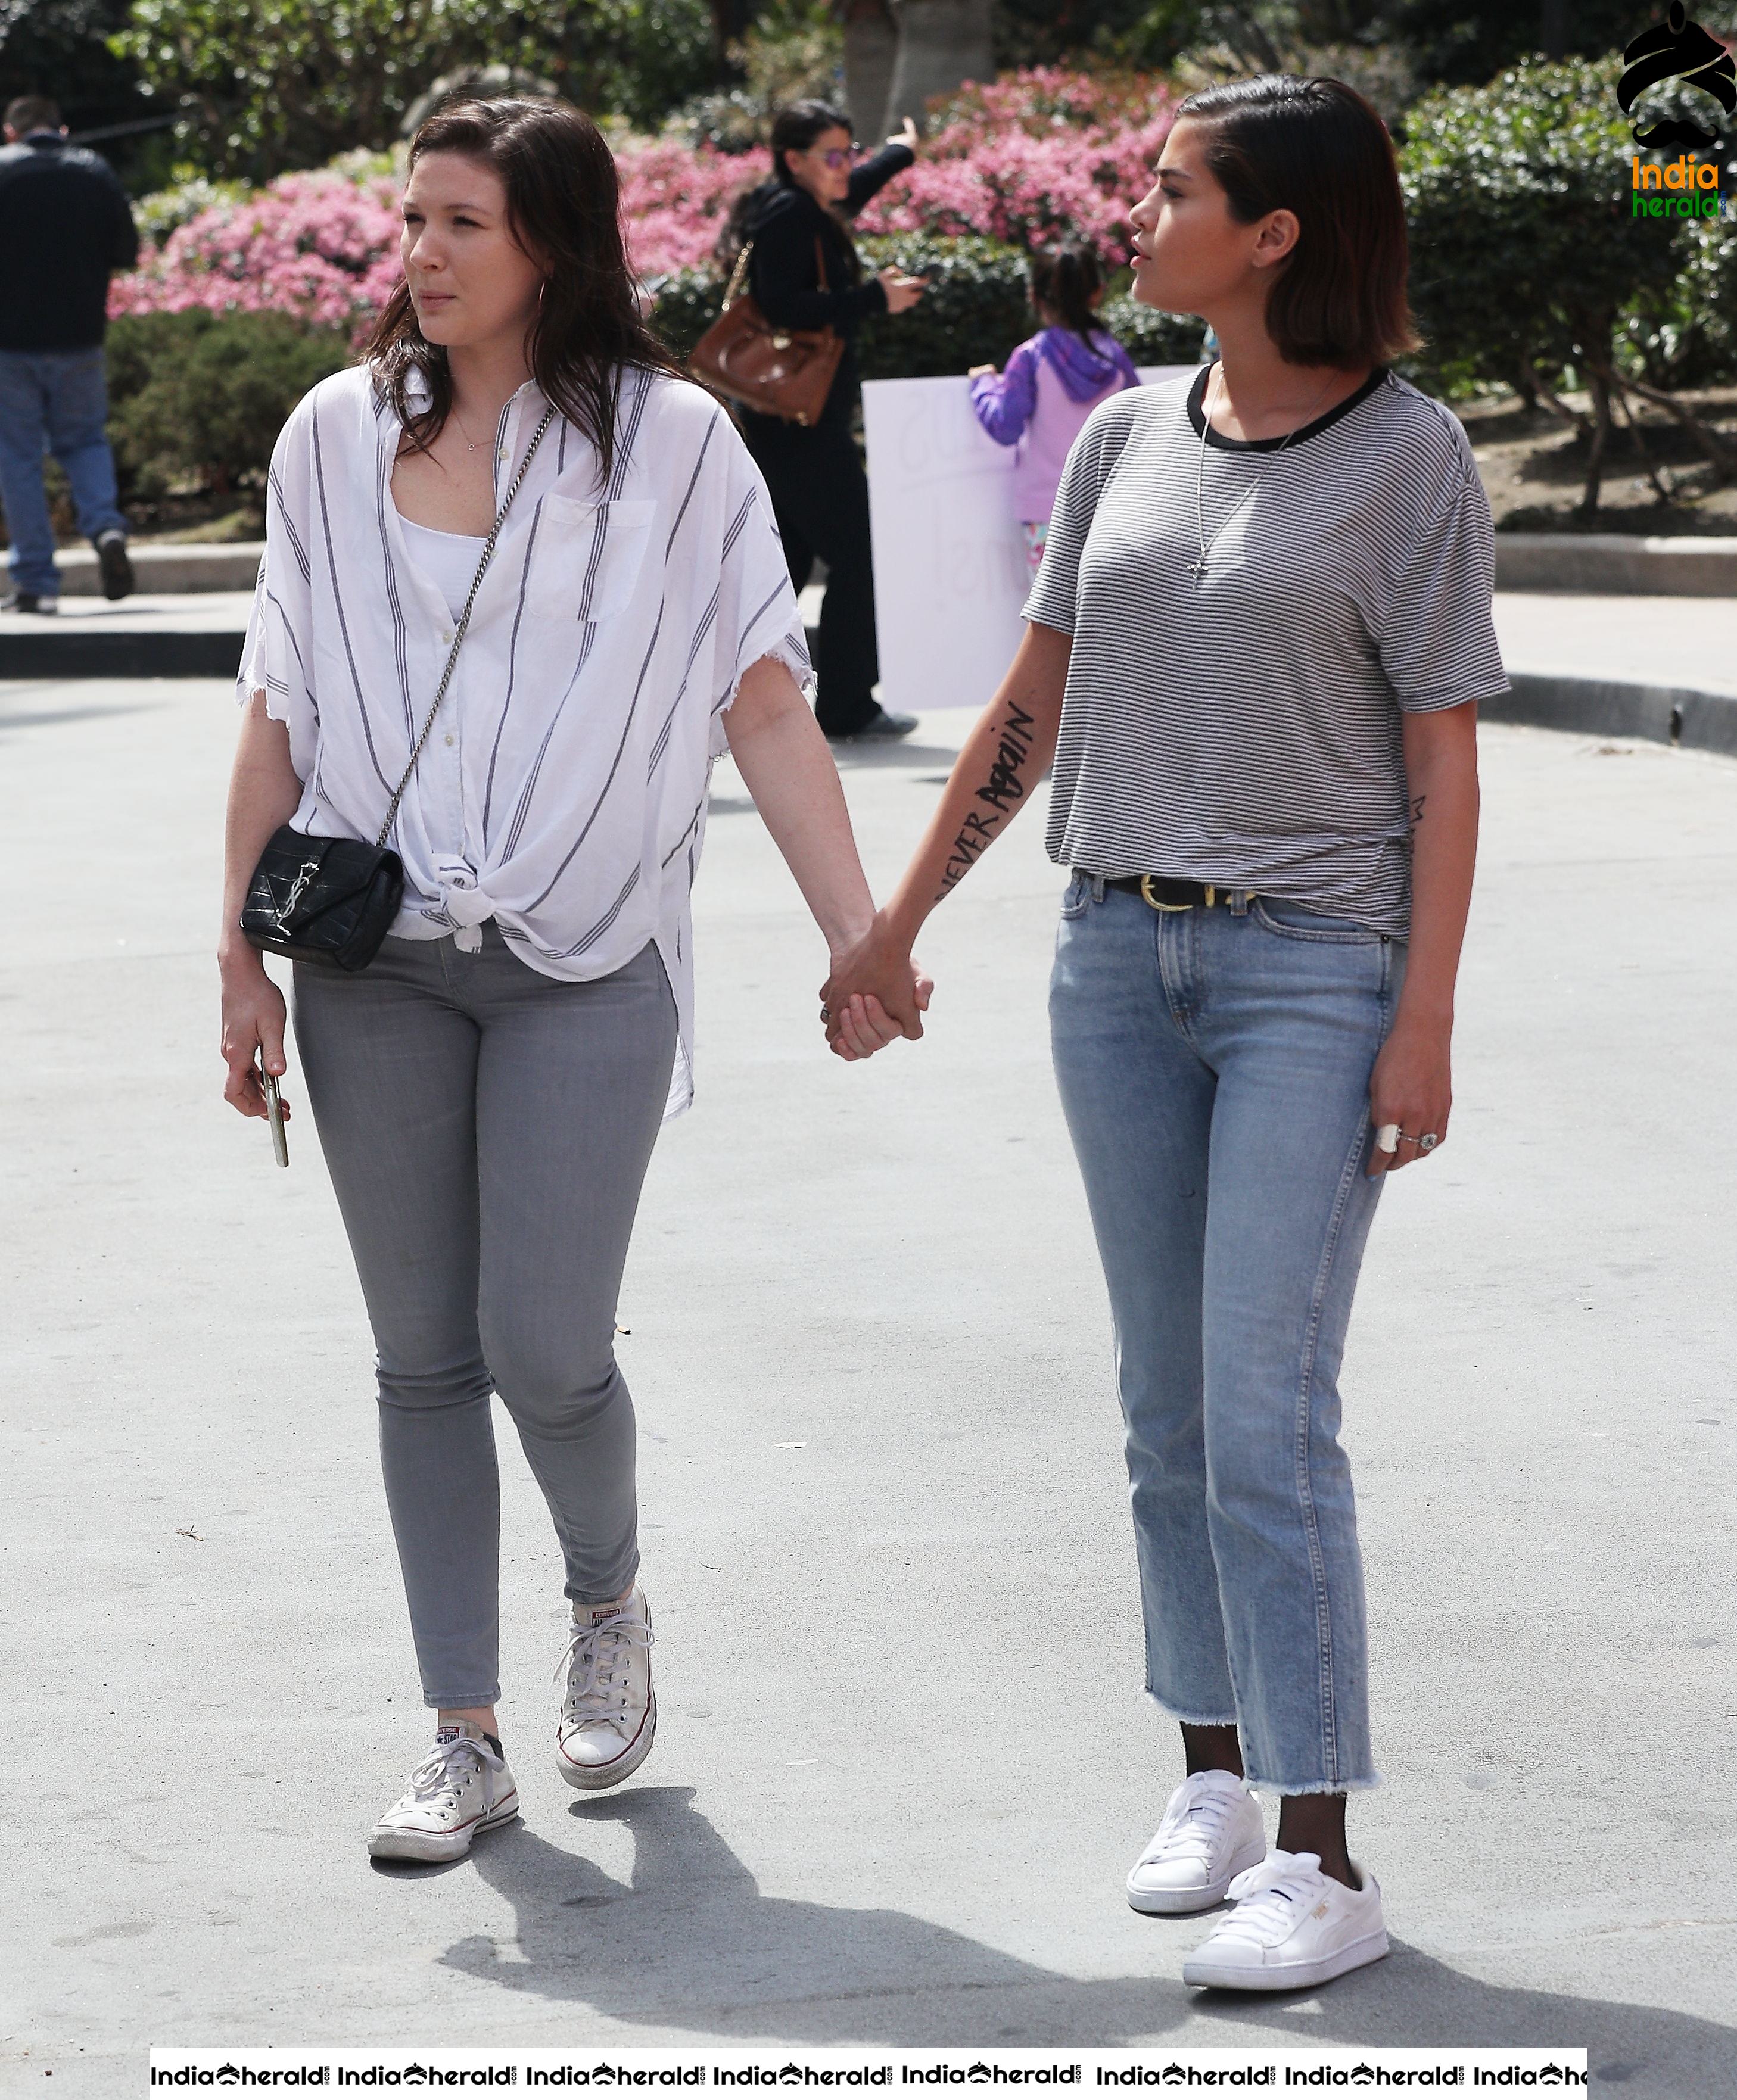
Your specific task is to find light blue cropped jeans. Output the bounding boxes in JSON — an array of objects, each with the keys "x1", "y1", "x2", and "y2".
[{"x1": 1049, "y1": 876, "x2": 1406, "y2": 1794}]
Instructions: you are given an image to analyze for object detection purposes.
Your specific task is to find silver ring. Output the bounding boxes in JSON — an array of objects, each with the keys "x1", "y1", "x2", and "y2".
[
  {"x1": 1418, "y1": 1132, "x2": 1440, "y2": 1151},
  {"x1": 819, "y1": 1005, "x2": 831, "y2": 1022}
]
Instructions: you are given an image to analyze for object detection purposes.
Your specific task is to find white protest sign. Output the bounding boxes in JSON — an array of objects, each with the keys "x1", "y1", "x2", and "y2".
[{"x1": 862, "y1": 367, "x2": 1191, "y2": 712}]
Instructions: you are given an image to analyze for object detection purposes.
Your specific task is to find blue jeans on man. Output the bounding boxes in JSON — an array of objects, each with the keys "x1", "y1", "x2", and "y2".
[{"x1": 0, "y1": 347, "x2": 128, "y2": 597}]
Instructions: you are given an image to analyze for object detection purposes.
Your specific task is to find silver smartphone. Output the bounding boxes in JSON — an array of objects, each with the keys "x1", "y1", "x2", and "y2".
[{"x1": 260, "y1": 1058, "x2": 290, "y2": 1169}]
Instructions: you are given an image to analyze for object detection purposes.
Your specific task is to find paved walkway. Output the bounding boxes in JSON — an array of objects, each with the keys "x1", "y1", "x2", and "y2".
[
  {"x1": 1490, "y1": 593, "x2": 1736, "y2": 697},
  {"x1": 2, "y1": 681, "x2": 1735, "y2": 2091},
  {"x1": 0, "y1": 588, "x2": 254, "y2": 635},
  {"x1": 2, "y1": 587, "x2": 1732, "y2": 699}
]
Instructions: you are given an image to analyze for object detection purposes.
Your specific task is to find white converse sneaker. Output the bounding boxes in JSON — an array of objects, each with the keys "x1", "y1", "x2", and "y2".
[
  {"x1": 1181, "y1": 1848, "x2": 1389, "y2": 1991},
  {"x1": 367, "y1": 1721, "x2": 519, "y2": 1862},
  {"x1": 553, "y1": 1587, "x2": 656, "y2": 1791},
  {"x1": 1127, "y1": 1769, "x2": 1268, "y2": 1914}
]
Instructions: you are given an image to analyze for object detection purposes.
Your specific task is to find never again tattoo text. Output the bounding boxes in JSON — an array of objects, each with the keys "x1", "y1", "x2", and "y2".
[{"x1": 938, "y1": 698, "x2": 1038, "y2": 898}]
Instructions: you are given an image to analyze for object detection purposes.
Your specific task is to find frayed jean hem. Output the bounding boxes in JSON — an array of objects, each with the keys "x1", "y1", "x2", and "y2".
[
  {"x1": 1243, "y1": 1772, "x2": 1383, "y2": 1798},
  {"x1": 1144, "y1": 1686, "x2": 1241, "y2": 1728}
]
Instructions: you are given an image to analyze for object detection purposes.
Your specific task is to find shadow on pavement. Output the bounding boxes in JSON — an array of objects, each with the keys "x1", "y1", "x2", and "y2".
[
  {"x1": 828, "y1": 741, "x2": 964, "y2": 772},
  {"x1": 424, "y1": 1787, "x2": 1735, "y2": 2087},
  {"x1": 0, "y1": 696, "x2": 162, "y2": 736}
]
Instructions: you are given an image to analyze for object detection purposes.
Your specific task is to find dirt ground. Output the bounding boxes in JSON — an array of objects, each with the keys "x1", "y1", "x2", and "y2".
[{"x1": 1464, "y1": 384, "x2": 1737, "y2": 536}]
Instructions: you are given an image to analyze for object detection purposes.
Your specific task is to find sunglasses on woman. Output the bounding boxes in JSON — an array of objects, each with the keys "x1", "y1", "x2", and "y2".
[{"x1": 815, "y1": 146, "x2": 860, "y2": 169}]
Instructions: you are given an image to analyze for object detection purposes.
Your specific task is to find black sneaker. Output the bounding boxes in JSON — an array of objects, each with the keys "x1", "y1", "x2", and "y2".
[
  {"x1": 1, "y1": 590, "x2": 58, "y2": 615},
  {"x1": 95, "y1": 530, "x2": 134, "y2": 602},
  {"x1": 827, "y1": 708, "x2": 918, "y2": 744}
]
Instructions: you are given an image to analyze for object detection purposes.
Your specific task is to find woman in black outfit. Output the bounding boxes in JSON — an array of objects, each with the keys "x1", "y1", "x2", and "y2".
[{"x1": 731, "y1": 101, "x2": 927, "y2": 741}]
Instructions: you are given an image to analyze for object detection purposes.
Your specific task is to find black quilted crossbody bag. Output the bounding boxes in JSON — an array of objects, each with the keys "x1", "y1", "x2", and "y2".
[{"x1": 239, "y1": 409, "x2": 555, "y2": 973}]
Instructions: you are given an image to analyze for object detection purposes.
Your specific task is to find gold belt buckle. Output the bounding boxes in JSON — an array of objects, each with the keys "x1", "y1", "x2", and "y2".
[{"x1": 1140, "y1": 874, "x2": 1199, "y2": 912}]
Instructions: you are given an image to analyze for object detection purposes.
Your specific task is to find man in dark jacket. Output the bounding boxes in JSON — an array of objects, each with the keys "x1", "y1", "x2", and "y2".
[{"x1": 0, "y1": 95, "x2": 138, "y2": 613}]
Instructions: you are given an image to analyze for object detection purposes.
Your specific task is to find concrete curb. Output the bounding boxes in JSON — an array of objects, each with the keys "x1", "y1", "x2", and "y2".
[
  {"x1": 55, "y1": 543, "x2": 264, "y2": 597},
  {"x1": 32, "y1": 532, "x2": 1737, "y2": 599},
  {"x1": 1487, "y1": 671, "x2": 1737, "y2": 755},
  {"x1": 1493, "y1": 533, "x2": 1737, "y2": 596}
]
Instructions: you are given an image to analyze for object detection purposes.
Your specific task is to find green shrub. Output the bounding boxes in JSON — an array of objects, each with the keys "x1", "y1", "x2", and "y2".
[
  {"x1": 1399, "y1": 61, "x2": 1689, "y2": 401},
  {"x1": 646, "y1": 235, "x2": 1032, "y2": 379},
  {"x1": 649, "y1": 233, "x2": 1205, "y2": 384},
  {"x1": 857, "y1": 232, "x2": 1034, "y2": 379},
  {"x1": 1400, "y1": 59, "x2": 1706, "y2": 510},
  {"x1": 645, "y1": 267, "x2": 728, "y2": 367},
  {"x1": 132, "y1": 172, "x2": 250, "y2": 247},
  {"x1": 1098, "y1": 293, "x2": 1204, "y2": 366},
  {"x1": 106, "y1": 311, "x2": 351, "y2": 497}
]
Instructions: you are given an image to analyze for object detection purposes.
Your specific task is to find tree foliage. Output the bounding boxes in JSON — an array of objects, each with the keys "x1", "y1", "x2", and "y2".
[
  {"x1": 994, "y1": 0, "x2": 1656, "y2": 96},
  {"x1": 114, "y1": 0, "x2": 717, "y2": 179},
  {"x1": 0, "y1": 0, "x2": 173, "y2": 189},
  {"x1": 1403, "y1": 60, "x2": 1689, "y2": 386},
  {"x1": 1401, "y1": 59, "x2": 1717, "y2": 509}
]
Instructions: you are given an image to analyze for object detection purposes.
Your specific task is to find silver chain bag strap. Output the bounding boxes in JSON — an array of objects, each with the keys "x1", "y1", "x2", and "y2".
[{"x1": 240, "y1": 407, "x2": 556, "y2": 973}]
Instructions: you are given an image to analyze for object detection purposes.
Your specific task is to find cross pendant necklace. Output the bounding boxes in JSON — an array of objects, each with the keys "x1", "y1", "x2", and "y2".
[{"x1": 1190, "y1": 363, "x2": 1338, "y2": 587}]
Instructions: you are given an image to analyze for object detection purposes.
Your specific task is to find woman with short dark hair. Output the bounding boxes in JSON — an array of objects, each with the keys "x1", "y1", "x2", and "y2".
[
  {"x1": 727, "y1": 99, "x2": 927, "y2": 741},
  {"x1": 825, "y1": 76, "x2": 1506, "y2": 1990},
  {"x1": 217, "y1": 96, "x2": 920, "y2": 1862}
]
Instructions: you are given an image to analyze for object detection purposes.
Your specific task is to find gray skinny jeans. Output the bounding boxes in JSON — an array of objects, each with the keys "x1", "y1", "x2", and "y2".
[{"x1": 292, "y1": 926, "x2": 677, "y2": 1708}]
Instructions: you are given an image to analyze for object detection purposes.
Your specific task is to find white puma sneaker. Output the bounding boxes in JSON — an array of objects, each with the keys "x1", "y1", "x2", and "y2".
[
  {"x1": 367, "y1": 1721, "x2": 519, "y2": 1862},
  {"x1": 1127, "y1": 1769, "x2": 1268, "y2": 1914},
  {"x1": 554, "y1": 1587, "x2": 656, "y2": 1791},
  {"x1": 1181, "y1": 1848, "x2": 1390, "y2": 1990}
]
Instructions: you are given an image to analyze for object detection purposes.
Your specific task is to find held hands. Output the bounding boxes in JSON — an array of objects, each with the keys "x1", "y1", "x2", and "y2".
[
  {"x1": 1366, "y1": 1015, "x2": 1450, "y2": 1177},
  {"x1": 819, "y1": 913, "x2": 933, "y2": 1063}
]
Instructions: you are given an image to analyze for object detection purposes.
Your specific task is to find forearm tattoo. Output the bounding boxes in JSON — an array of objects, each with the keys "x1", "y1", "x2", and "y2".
[
  {"x1": 936, "y1": 698, "x2": 1038, "y2": 899},
  {"x1": 1411, "y1": 793, "x2": 1427, "y2": 827}
]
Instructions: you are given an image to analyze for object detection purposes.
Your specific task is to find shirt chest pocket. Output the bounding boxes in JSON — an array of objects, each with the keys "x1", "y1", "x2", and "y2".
[{"x1": 526, "y1": 495, "x2": 657, "y2": 624}]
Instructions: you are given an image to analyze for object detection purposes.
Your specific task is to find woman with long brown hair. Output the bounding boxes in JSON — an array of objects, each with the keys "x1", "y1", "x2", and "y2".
[{"x1": 217, "y1": 96, "x2": 919, "y2": 1862}]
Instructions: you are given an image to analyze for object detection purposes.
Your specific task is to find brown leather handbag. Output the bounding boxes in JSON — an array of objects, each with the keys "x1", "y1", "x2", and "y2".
[{"x1": 687, "y1": 236, "x2": 845, "y2": 427}]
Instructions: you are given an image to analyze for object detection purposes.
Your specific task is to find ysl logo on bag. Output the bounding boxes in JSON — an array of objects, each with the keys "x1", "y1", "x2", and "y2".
[{"x1": 276, "y1": 856, "x2": 322, "y2": 925}]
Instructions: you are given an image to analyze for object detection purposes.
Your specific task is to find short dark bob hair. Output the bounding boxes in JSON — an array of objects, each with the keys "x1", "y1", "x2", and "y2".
[
  {"x1": 362, "y1": 96, "x2": 678, "y2": 490},
  {"x1": 1172, "y1": 74, "x2": 1420, "y2": 370}
]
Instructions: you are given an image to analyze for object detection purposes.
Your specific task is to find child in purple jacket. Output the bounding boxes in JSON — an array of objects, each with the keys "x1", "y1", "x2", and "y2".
[{"x1": 969, "y1": 244, "x2": 1141, "y2": 573}]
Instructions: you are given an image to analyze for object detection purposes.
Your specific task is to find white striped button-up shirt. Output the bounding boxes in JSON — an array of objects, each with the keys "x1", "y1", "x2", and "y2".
[{"x1": 240, "y1": 363, "x2": 810, "y2": 1116}]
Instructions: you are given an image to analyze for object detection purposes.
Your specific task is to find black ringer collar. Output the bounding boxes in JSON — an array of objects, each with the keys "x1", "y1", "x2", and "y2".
[{"x1": 1186, "y1": 361, "x2": 1387, "y2": 452}]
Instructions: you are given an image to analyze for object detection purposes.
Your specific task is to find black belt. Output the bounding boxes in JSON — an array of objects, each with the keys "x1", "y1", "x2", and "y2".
[{"x1": 1089, "y1": 874, "x2": 1255, "y2": 911}]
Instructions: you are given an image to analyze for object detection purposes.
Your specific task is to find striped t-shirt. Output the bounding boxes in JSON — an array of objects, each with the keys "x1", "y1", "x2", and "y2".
[{"x1": 1023, "y1": 364, "x2": 1509, "y2": 935}]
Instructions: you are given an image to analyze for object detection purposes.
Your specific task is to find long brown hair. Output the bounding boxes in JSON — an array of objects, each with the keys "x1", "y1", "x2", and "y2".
[
  {"x1": 1175, "y1": 76, "x2": 1420, "y2": 370},
  {"x1": 362, "y1": 96, "x2": 679, "y2": 487}
]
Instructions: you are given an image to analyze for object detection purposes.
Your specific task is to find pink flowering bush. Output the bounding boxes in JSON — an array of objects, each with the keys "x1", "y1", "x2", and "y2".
[
  {"x1": 110, "y1": 67, "x2": 1176, "y2": 332},
  {"x1": 619, "y1": 66, "x2": 1176, "y2": 279},
  {"x1": 613, "y1": 136, "x2": 762, "y2": 276},
  {"x1": 856, "y1": 67, "x2": 1176, "y2": 267},
  {"x1": 111, "y1": 169, "x2": 405, "y2": 334}
]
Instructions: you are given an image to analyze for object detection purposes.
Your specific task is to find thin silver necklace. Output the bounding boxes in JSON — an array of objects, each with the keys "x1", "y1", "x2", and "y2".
[{"x1": 1189, "y1": 364, "x2": 1340, "y2": 585}]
